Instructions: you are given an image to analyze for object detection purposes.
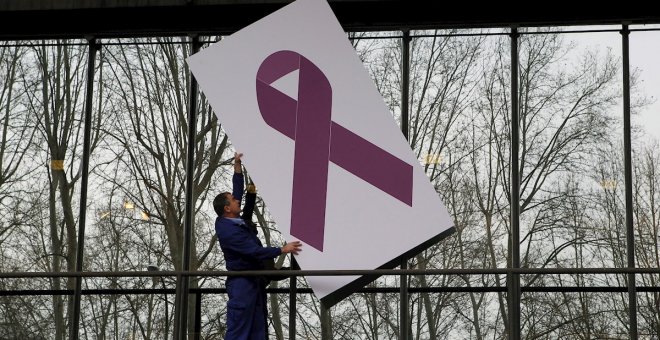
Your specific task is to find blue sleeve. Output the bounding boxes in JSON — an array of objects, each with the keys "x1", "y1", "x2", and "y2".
[
  {"x1": 224, "y1": 226, "x2": 281, "y2": 260},
  {"x1": 241, "y1": 191, "x2": 256, "y2": 222},
  {"x1": 232, "y1": 172, "x2": 244, "y2": 204}
]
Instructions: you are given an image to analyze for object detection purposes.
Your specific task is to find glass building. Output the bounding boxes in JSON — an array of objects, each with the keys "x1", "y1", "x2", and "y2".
[{"x1": 0, "y1": 2, "x2": 659, "y2": 339}]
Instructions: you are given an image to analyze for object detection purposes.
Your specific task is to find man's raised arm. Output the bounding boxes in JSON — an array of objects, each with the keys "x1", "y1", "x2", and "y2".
[{"x1": 232, "y1": 152, "x2": 244, "y2": 202}]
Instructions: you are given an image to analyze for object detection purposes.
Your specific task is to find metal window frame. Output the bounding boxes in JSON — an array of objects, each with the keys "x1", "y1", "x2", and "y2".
[{"x1": 0, "y1": 15, "x2": 651, "y2": 339}]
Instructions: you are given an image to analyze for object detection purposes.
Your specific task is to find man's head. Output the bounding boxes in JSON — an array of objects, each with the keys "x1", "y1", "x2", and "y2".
[{"x1": 213, "y1": 192, "x2": 241, "y2": 217}]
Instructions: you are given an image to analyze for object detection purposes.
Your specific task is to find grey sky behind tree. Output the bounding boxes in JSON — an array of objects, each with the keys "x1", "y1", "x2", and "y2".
[{"x1": 566, "y1": 26, "x2": 660, "y2": 141}]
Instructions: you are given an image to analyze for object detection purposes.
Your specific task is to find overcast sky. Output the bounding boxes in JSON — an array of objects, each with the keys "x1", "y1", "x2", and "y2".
[
  {"x1": 567, "y1": 27, "x2": 660, "y2": 142},
  {"x1": 630, "y1": 30, "x2": 660, "y2": 142}
]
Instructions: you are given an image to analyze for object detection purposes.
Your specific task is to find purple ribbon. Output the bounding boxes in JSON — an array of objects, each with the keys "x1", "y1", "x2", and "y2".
[{"x1": 256, "y1": 50, "x2": 413, "y2": 251}]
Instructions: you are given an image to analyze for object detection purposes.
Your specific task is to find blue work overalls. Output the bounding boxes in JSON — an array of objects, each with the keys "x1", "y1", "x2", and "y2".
[{"x1": 216, "y1": 173, "x2": 281, "y2": 340}]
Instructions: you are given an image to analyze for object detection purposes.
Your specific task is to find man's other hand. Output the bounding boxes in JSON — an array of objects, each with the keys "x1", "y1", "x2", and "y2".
[{"x1": 281, "y1": 241, "x2": 302, "y2": 255}]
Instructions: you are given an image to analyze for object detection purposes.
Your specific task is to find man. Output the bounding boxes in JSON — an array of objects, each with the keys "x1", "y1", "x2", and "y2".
[{"x1": 214, "y1": 153, "x2": 302, "y2": 340}]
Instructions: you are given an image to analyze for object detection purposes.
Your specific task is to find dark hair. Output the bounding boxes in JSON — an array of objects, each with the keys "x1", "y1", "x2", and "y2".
[{"x1": 213, "y1": 192, "x2": 231, "y2": 216}]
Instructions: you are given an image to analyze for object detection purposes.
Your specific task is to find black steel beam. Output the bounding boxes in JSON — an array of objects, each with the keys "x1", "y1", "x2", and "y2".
[
  {"x1": 68, "y1": 38, "x2": 99, "y2": 340},
  {"x1": 1, "y1": 1, "x2": 660, "y2": 40},
  {"x1": 174, "y1": 34, "x2": 202, "y2": 340},
  {"x1": 508, "y1": 27, "x2": 521, "y2": 340},
  {"x1": 4, "y1": 285, "x2": 660, "y2": 297},
  {"x1": 3, "y1": 267, "x2": 660, "y2": 279},
  {"x1": 399, "y1": 29, "x2": 411, "y2": 340},
  {"x1": 620, "y1": 25, "x2": 638, "y2": 340}
]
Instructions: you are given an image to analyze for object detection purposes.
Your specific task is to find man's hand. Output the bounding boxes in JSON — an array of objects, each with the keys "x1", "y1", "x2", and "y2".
[
  {"x1": 247, "y1": 183, "x2": 257, "y2": 194},
  {"x1": 234, "y1": 152, "x2": 243, "y2": 174},
  {"x1": 281, "y1": 241, "x2": 302, "y2": 255}
]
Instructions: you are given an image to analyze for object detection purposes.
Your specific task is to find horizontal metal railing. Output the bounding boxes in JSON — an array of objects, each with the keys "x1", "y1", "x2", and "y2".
[
  {"x1": 3, "y1": 285, "x2": 660, "y2": 297},
  {"x1": 2, "y1": 267, "x2": 660, "y2": 279}
]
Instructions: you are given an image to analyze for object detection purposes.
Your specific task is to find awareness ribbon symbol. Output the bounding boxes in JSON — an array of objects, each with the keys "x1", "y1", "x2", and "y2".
[{"x1": 256, "y1": 50, "x2": 413, "y2": 251}]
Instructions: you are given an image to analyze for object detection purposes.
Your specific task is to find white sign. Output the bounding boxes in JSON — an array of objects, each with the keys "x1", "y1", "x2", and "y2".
[{"x1": 187, "y1": 0, "x2": 454, "y2": 306}]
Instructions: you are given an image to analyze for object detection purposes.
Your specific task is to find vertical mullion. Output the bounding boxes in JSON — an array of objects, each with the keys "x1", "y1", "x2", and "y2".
[
  {"x1": 621, "y1": 24, "x2": 638, "y2": 340},
  {"x1": 68, "y1": 37, "x2": 100, "y2": 340},
  {"x1": 508, "y1": 27, "x2": 521, "y2": 340},
  {"x1": 176, "y1": 35, "x2": 202, "y2": 339},
  {"x1": 399, "y1": 29, "x2": 411, "y2": 340}
]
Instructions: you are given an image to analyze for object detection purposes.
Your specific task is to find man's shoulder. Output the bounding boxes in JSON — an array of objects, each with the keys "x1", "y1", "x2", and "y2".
[{"x1": 215, "y1": 217, "x2": 248, "y2": 236}]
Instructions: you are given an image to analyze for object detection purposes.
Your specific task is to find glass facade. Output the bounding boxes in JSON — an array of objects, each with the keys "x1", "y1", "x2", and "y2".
[{"x1": 0, "y1": 21, "x2": 658, "y2": 340}]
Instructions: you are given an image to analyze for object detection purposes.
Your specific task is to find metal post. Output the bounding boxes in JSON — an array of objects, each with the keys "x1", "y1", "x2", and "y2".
[
  {"x1": 400, "y1": 259, "x2": 409, "y2": 340},
  {"x1": 68, "y1": 37, "x2": 99, "y2": 340},
  {"x1": 399, "y1": 29, "x2": 411, "y2": 340},
  {"x1": 164, "y1": 278, "x2": 169, "y2": 340},
  {"x1": 176, "y1": 35, "x2": 202, "y2": 340},
  {"x1": 507, "y1": 27, "x2": 521, "y2": 340},
  {"x1": 320, "y1": 301, "x2": 332, "y2": 340},
  {"x1": 620, "y1": 24, "x2": 638, "y2": 340},
  {"x1": 401, "y1": 30, "x2": 411, "y2": 141},
  {"x1": 289, "y1": 256, "x2": 298, "y2": 340},
  {"x1": 194, "y1": 292, "x2": 202, "y2": 340}
]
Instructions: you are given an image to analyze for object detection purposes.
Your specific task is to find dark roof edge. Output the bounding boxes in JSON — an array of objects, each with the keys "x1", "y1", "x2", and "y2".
[{"x1": 1, "y1": 2, "x2": 658, "y2": 40}]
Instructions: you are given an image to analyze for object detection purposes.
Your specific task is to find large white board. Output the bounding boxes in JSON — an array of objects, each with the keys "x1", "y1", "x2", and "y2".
[{"x1": 187, "y1": 0, "x2": 454, "y2": 305}]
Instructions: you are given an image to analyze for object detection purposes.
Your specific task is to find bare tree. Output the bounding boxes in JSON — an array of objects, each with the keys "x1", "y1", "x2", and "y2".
[
  {"x1": 628, "y1": 143, "x2": 659, "y2": 338},
  {"x1": 0, "y1": 44, "x2": 36, "y2": 252},
  {"x1": 98, "y1": 38, "x2": 229, "y2": 337},
  {"x1": 12, "y1": 40, "x2": 104, "y2": 340}
]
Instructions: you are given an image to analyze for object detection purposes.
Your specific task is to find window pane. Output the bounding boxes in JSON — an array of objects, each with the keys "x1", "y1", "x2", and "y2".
[{"x1": 0, "y1": 39, "x2": 90, "y2": 337}]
